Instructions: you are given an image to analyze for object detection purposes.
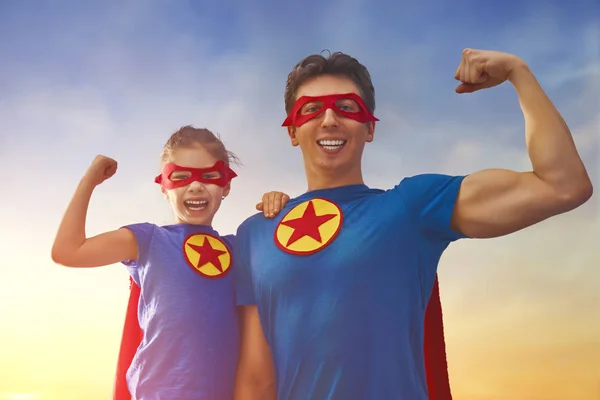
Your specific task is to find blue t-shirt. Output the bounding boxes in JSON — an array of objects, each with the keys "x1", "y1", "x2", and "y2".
[
  {"x1": 122, "y1": 223, "x2": 239, "y2": 400},
  {"x1": 234, "y1": 174, "x2": 466, "y2": 400}
]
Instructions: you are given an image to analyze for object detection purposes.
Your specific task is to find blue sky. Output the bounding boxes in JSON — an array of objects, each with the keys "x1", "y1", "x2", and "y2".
[
  {"x1": 0, "y1": 1, "x2": 598, "y2": 398},
  {"x1": 1, "y1": 0, "x2": 597, "y2": 185}
]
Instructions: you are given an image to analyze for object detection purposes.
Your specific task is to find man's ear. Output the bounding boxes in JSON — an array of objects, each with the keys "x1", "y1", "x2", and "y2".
[
  {"x1": 365, "y1": 122, "x2": 376, "y2": 143},
  {"x1": 288, "y1": 126, "x2": 299, "y2": 147}
]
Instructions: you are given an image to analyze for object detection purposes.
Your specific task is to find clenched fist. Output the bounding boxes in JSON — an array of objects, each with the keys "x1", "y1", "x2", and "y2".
[
  {"x1": 454, "y1": 49, "x2": 525, "y2": 94},
  {"x1": 83, "y1": 155, "x2": 118, "y2": 186}
]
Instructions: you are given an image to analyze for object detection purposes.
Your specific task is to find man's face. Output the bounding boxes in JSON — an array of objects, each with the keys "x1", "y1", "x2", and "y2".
[{"x1": 287, "y1": 74, "x2": 375, "y2": 177}]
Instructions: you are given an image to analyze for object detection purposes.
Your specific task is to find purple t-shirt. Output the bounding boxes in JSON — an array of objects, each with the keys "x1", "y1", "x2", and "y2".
[{"x1": 122, "y1": 223, "x2": 239, "y2": 400}]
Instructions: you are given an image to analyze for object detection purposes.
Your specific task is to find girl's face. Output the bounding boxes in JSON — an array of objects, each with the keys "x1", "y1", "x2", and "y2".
[{"x1": 161, "y1": 145, "x2": 230, "y2": 226}]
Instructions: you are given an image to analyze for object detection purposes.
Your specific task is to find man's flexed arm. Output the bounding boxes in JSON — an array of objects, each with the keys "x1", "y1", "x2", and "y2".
[
  {"x1": 234, "y1": 306, "x2": 277, "y2": 400},
  {"x1": 449, "y1": 49, "x2": 592, "y2": 239}
]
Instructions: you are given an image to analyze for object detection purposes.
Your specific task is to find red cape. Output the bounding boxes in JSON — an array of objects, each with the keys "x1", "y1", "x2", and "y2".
[
  {"x1": 424, "y1": 275, "x2": 453, "y2": 399},
  {"x1": 113, "y1": 277, "x2": 143, "y2": 400},
  {"x1": 112, "y1": 275, "x2": 452, "y2": 400}
]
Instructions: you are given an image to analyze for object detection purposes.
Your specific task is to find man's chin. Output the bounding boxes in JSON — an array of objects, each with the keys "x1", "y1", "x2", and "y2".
[{"x1": 315, "y1": 155, "x2": 354, "y2": 170}]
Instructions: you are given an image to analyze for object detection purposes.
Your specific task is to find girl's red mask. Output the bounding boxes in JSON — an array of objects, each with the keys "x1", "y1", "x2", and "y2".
[
  {"x1": 154, "y1": 160, "x2": 237, "y2": 190},
  {"x1": 282, "y1": 93, "x2": 379, "y2": 127}
]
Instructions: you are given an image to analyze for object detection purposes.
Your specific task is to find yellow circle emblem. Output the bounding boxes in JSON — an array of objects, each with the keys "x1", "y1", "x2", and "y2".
[
  {"x1": 182, "y1": 233, "x2": 232, "y2": 278},
  {"x1": 274, "y1": 198, "x2": 343, "y2": 255}
]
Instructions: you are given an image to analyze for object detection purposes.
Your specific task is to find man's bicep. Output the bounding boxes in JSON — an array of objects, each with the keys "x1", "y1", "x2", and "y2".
[
  {"x1": 451, "y1": 169, "x2": 560, "y2": 238},
  {"x1": 234, "y1": 306, "x2": 276, "y2": 399}
]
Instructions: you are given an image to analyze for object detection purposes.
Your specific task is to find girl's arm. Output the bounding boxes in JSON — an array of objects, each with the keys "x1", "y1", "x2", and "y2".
[{"x1": 51, "y1": 155, "x2": 138, "y2": 268}]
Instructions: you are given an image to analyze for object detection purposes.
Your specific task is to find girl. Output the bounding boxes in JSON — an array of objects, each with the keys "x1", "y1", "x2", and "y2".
[{"x1": 51, "y1": 125, "x2": 289, "y2": 400}]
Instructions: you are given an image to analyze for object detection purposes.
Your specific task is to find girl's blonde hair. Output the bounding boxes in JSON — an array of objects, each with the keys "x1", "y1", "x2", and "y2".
[{"x1": 160, "y1": 125, "x2": 240, "y2": 166}]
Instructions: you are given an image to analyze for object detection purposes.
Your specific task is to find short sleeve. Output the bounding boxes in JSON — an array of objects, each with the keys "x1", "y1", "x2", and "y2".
[
  {"x1": 120, "y1": 222, "x2": 156, "y2": 267},
  {"x1": 396, "y1": 174, "x2": 468, "y2": 243},
  {"x1": 232, "y1": 223, "x2": 256, "y2": 306}
]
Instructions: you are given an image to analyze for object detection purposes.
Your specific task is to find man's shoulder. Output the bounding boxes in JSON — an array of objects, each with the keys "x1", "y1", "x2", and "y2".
[
  {"x1": 237, "y1": 192, "x2": 311, "y2": 234},
  {"x1": 390, "y1": 173, "x2": 464, "y2": 193},
  {"x1": 397, "y1": 172, "x2": 457, "y2": 184},
  {"x1": 237, "y1": 212, "x2": 269, "y2": 236}
]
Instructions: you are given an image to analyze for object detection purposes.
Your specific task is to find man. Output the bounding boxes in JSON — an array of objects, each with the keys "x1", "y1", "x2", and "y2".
[{"x1": 232, "y1": 49, "x2": 593, "y2": 400}]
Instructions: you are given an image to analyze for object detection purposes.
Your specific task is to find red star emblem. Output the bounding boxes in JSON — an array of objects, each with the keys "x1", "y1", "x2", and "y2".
[
  {"x1": 187, "y1": 237, "x2": 227, "y2": 272},
  {"x1": 281, "y1": 200, "x2": 337, "y2": 247}
]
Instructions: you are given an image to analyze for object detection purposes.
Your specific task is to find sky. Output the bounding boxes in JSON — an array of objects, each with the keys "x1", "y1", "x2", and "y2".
[{"x1": 0, "y1": 0, "x2": 598, "y2": 399}]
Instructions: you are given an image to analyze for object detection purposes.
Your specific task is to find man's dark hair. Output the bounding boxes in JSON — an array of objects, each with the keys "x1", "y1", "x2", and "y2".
[{"x1": 284, "y1": 51, "x2": 376, "y2": 115}]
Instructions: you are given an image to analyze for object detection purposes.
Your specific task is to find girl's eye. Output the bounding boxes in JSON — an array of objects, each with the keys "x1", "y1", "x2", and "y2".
[
  {"x1": 170, "y1": 173, "x2": 190, "y2": 180},
  {"x1": 202, "y1": 173, "x2": 219, "y2": 179}
]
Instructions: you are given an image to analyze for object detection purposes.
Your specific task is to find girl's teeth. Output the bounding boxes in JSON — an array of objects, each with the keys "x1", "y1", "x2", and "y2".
[{"x1": 185, "y1": 200, "x2": 208, "y2": 210}]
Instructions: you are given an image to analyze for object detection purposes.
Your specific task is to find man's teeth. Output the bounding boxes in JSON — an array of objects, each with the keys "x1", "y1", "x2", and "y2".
[
  {"x1": 317, "y1": 139, "x2": 346, "y2": 150},
  {"x1": 185, "y1": 200, "x2": 208, "y2": 210}
]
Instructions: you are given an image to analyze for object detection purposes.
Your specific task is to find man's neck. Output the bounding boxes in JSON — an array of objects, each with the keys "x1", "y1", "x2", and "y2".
[{"x1": 305, "y1": 164, "x2": 365, "y2": 192}]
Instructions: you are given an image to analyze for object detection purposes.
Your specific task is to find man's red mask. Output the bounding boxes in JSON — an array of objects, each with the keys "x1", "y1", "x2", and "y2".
[
  {"x1": 282, "y1": 93, "x2": 379, "y2": 127},
  {"x1": 154, "y1": 160, "x2": 237, "y2": 190}
]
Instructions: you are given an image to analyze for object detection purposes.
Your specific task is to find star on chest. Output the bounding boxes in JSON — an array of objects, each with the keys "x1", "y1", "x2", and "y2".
[{"x1": 274, "y1": 198, "x2": 343, "y2": 255}]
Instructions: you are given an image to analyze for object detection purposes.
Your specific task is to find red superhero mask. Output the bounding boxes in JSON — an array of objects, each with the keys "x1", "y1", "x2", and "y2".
[
  {"x1": 154, "y1": 160, "x2": 237, "y2": 190},
  {"x1": 282, "y1": 93, "x2": 379, "y2": 127}
]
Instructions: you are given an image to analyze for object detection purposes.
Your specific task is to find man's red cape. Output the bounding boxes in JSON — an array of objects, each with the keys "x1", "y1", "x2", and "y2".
[{"x1": 112, "y1": 275, "x2": 452, "y2": 400}]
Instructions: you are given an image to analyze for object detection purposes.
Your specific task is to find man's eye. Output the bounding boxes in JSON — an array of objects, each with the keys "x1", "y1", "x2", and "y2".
[
  {"x1": 301, "y1": 102, "x2": 322, "y2": 114},
  {"x1": 337, "y1": 100, "x2": 359, "y2": 112},
  {"x1": 202, "y1": 173, "x2": 219, "y2": 179}
]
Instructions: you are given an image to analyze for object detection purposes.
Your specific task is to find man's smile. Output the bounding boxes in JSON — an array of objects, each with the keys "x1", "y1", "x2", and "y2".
[{"x1": 317, "y1": 139, "x2": 347, "y2": 153}]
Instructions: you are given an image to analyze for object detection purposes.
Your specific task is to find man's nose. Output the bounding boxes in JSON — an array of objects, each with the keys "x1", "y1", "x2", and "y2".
[{"x1": 320, "y1": 108, "x2": 340, "y2": 128}]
